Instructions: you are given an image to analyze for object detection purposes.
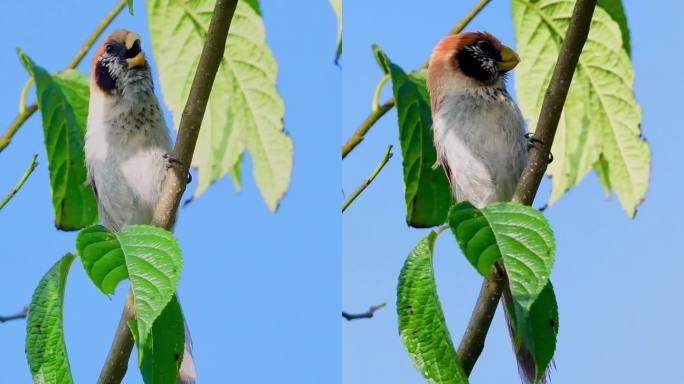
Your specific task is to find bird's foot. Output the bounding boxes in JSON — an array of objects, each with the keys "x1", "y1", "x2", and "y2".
[
  {"x1": 525, "y1": 133, "x2": 554, "y2": 164},
  {"x1": 163, "y1": 153, "x2": 192, "y2": 184}
]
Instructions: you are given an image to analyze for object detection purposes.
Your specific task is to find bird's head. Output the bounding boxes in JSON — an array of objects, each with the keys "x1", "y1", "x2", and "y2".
[
  {"x1": 91, "y1": 29, "x2": 151, "y2": 95},
  {"x1": 428, "y1": 32, "x2": 519, "y2": 108}
]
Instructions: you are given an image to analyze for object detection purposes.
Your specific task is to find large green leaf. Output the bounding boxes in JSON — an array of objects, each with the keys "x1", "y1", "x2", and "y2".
[
  {"x1": 19, "y1": 52, "x2": 98, "y2": 230},
  {"x1": 148, "y1": 0, "x2": 292, "y2": 211},
  {"x1": 329, "y1": 0, "x2": 342, "y2": 62},
  {"x1": 448, "y1": 202, "x2": 555, "y2": 311},
  {"x1": 513, "y1": 0, "x2": 649, "y2": 217},
  {"x1": 130, "y1": 296, "x2": 185, "y2": 384},
  {"x1": 26, "y1": 254, "x2": 76, "y2": 384},
  {"x1": 397, "y1": 232, "x2": 468, "y2": 384},
  {"x1": 375, "y1": 49, "x2": 452, "y2": 227},
  {"x1": 597, "y1": 0, "x2": 630, "y2": 56},
  {"x1": 75, "y1": 225, "x2": 182, "y2": 346}
]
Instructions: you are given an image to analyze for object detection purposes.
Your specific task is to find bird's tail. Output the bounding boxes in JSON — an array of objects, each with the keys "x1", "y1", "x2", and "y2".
[
  {"x1": 177, "y1": 320, "x2": 196, "y2": 383},
  {"x1": 501, "y1": 283, "x2": 550, "y2": 384}
]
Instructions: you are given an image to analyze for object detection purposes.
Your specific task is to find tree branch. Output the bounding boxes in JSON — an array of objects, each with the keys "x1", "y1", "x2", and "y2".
[
  {"x1": 342, "y1": 303, "x2": 386, "y2": 321},
  {"x1": 341, "y1": 0, "x2": 491, "y2": 159},
  {"x1": 0, "y1": 306, "x2": 28, "y2": 323},
  {"x1": 0, "y1": 0, "x2": 128, "y2": 154},
  {"x1": 97, "y1": 1, "x2": 239, "y2": 382},
  {"x1": 342, "y1": 145, "x2": 393, "y2": 212},
  {"x1": 456, "y1": 0, "x2": 597, "y2": 374},
  {"x1": 0, "y1": 154, "x2": 37, "y2": 210}
]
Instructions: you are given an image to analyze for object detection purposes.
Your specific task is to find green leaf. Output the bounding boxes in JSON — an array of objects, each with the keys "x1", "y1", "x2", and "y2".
[
  {"x1": 127, "y1": 0, "x2": 134, "y2": 15},
  {"x1": 148, "y1": 0, "x2": 292, "y2": 211},
  {"x1": 397, "y1": 232, "x2": 468, "y2": 384},
  {"x1": 130, "y1": 296, "x2": 185, "y2": 384},
  {"x1": 376, "y1": 48, "x2": 452, "y2": 227},
  {"x1": 26, "y1": 253, "x2": 75, "y2": 384},
  {"x1": 75, "y1": 225, "x2": 128, "y2": 295},
  {"x1": 18, "y1": 52, "x2": 98, "y2": 230},
  {"x1": 75, "y1": 225, "x2": 182, "y2": 345},
  {"x1": 448, "y1": 202, "x2": 555, "y2": 311},
  {"x1": 329, "y1": 0, "x2": 342, "y2": 62},
  {"x1": 505, "y1": 282, "x2": 559, "y2": 382},
  {"x1": 513, "y1": 0, "x2": 649, "y2": 217},
  {"x1": 597, "y1": 0, "x2": 630, "y2": 56}
]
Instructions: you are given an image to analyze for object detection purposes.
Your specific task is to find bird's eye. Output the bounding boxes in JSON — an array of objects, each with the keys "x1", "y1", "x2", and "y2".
[
  {"x1": 476, "y1": 40, "x2": 495, "y2": 53},
  {"x1": 105, "y1": 44, "x2": 114, "y2": 54}
]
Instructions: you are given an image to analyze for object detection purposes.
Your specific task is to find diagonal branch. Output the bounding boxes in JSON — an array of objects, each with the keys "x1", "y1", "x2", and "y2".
[
  {"x1": 0, "y1": 0, "x2": 128, "y2": 154},
  {"x1": 96, "y1": 1, "x2": 239, "y2": 383},
  {"x1": 455, "y1": 0, "x2": 597, "y2": 375},
  {"x1": 341, "y1": 0, "x2": 491, "y2": 159},
  {"x1": 0, "y1": 306, "x2": 28, "y2": 323},
  {"x1": 342, "y1": 145, "x2": 393, "y2": 212},
  {"x1": 0, "y1": 154, "x2": 37, "y2": 210}
]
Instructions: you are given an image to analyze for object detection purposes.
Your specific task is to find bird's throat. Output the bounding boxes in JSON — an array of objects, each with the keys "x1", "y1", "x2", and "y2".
[{"x1": 95, "y1": 61, "x2": 117, "y2": 94}]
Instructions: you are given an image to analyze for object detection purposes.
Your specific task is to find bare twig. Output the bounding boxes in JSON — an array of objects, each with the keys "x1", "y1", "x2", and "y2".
[
  {"x1": 342, "y1": 303, "x2": 387, "y2": 321},
  {"x1": 0, "y1": 154, "x2": 37, "y2": 210},
  {"x1": 456, "y1": 0, "x2": 597, "y2": 374},
  {"x1": 0, "y1": 306, "x2": 28, "y2": 323},
  {"x1": 341, "y1": 0, "x2": 491, "y2": 159},
  {"x1": 97, "y1": 1, "x2": 239, "y2": 382},
  {"x1": 0, "y1": 0, "x2": 127, "y2": 154},
  {"x1": 342, "y1": 145, "x2": 393, "y2": 212}
]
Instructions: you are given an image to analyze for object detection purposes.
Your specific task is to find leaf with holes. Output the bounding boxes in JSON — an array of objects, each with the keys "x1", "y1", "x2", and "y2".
[
  {"x1": 448, "y1": 202, "x2": 555, "y2": 310},
  {"x1": 397, "y1": 232, "x2": 468, "y2": 384},
  {"x1": 148, "y1": 0, "x2": 292, "y2": 211},
  {"x1": 26, "y1": 254, "x2": 76, "y2": 384},
  {"x1": 513, "y1": 0, "x2": 649, "y2": 217},
  {"x1": 375, "y1": 48, "x2": 452, "y2": 228},
  {"x1": 19, "y1": 52, "x2": 98, "y2": 230}
]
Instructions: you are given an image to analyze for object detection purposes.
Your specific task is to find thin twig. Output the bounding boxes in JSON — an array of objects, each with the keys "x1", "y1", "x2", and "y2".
[
  {"x1": 456, "y1": 0, "x2": 597, "y2": 374},
  {"x1": 342, "y1": 145, "x2": 393, "y2": 212},
  {"x1": 0, "y1": 154, "x2": 38, "y2": 210},
  {"x1": 0, "y1": 0, "x2": 128, "y2": 154},
  {"x1": 341, "y1": 0, "x2": 491, "y2": 159},
  {"x1": 97, "y1": 1, "x2": 239, "y2": 382},
  {"x1": 0, "y1": 306, "x2": 28, "y2": 323},
  {"x1": 342, "y1": 303, "x2": 387, "y2": 321}
]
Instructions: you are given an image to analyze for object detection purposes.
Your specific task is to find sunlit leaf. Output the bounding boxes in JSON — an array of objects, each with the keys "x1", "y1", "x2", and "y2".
[
  {"x1": 513, "y1": 0, "x2": 649, "y2": 217},
  {"x1": 329, "y1": 0, "x2": 342, "y2": 62},
  {"x1": 148, "y1": 0, "x2": 292, "y2": 211}
]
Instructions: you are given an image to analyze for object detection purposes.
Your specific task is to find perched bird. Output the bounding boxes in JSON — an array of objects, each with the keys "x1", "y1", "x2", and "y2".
[
  {"x1": 85, "y1": 29, "x2": 196, "y2": 384},
  {"x1": 427, "y1": 32, "x2": 541, "y2": 383}
]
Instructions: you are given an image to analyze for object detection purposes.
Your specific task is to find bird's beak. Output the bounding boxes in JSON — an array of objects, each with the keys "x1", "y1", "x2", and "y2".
[
  {"x1": 125, "y1": 32, "x2": 145, "y2": 69},
  {"x1": 497, "y1": 45, "x2": 520, "y2": 72}
]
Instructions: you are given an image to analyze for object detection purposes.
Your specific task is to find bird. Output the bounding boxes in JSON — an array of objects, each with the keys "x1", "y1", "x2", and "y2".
[
  {"x1": 427, "y1": 32, "x2": 542, "y2": 383},
  {"x1": 85, "y1": 29, "x2": 196, "y2": 384}
]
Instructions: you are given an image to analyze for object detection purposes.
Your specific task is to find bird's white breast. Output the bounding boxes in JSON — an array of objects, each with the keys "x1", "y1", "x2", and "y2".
[{"x1": 433, "y1": 86, "x2": 527, "y2": 208}]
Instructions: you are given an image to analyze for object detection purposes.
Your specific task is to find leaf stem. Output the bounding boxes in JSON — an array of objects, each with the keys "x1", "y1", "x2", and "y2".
[
  {"x1": 457, "y1": 0, "x2": 597, "y2": 375},
  {"x1": 18, "y1": 78, "x2": 34, "y2": 115},
  {"x1": 98, "y1": 1, "x2": 240, "y2": 382},
  {"x1": 0, "y1": 154, "x2": 38, "y2": 210},
  {"x1": 342, "y1": 145, "x2": 393, "y2": 212},
  {"x1": 341, "y1": 0, "x2": 491, "y2": 159},
  {"x1": 342, "y1": 302, "x2": 387, "y2": 321},
  {"x1": 371, "y1": 75, "x2": 390, "y2": 114},
  {"x1": 0, "y1": 0, "x2": 127, "y2": 154}
]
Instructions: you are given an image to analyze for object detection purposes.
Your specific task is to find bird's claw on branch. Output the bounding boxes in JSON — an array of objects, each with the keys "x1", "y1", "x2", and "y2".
[
  {"x1": 163, "y1": 153, "x2": 192, "y2": 184},
  {"x1": 525, "y1": 133, "x2": 554, "y2": 164}
]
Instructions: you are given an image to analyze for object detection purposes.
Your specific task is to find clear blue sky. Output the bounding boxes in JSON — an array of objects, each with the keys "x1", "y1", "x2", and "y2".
[
  {"x1": 343, "y1": 1, "x2": 684, "y2": 383},
  {"x1": 0, "y1": 1, "x2": 340, "y2": 382}
]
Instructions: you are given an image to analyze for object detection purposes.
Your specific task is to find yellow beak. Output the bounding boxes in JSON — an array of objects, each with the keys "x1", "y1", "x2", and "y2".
[
  {"x1": 497, "y1": 45, "x2": 520, "y2": 72},
  {"x1": 125, "y1": 32, "x2": 145, "y2": 69}
]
